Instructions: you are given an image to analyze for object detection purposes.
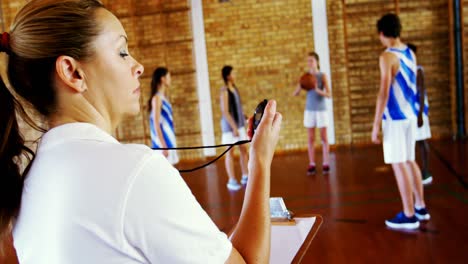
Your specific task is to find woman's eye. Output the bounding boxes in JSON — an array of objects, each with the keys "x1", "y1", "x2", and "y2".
[{"x1": 120, "y1": 50, "x2": 129, "y2": 58}]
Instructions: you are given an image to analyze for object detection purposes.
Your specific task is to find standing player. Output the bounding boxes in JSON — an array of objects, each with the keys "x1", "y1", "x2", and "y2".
[
  {"x1": 293, "y1": 52, "x2": 332, "y2": 175},
  {"x1": 220, "y1": 65, "x2": 249, "y2": 191},
  {"x1": 148, "y1": 67, "x2": 179, "y2": 165},
  {"x1": 407, "y1": 43, "x2": 433, "y2": 185},
  {"x1": 371, "y1": 14, "x2": 430, "y2": 229}
]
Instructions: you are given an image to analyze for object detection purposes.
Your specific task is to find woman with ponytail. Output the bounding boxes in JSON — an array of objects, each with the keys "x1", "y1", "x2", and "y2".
[
  {"x1": 0, "y1": 1, "x2": 282, "y2": 263},
  {"x1": 148, "y1": 67, "x2": 179, "y2": 165}
]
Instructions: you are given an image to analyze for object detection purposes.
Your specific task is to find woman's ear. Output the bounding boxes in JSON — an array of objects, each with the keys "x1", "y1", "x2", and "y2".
[{"x1": 55, "y1": 55, "x2": 87, "y2": 93}]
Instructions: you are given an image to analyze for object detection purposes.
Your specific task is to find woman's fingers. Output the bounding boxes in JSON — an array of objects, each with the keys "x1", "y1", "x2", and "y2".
[
  {"x1": 247, "y1": 117, "x2": 254, "y2": 139},
  {"x1": 257, "y1": 100, "x2": 276, "y2": 131},
  {"x1": 272, "y1": 112, "x2": 282, "y2": 134}
]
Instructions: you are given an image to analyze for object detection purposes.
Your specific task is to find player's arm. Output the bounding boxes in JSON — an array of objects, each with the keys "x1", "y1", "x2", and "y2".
[
  {"x1": 417, "y1": 68, "x2": 426, "y2": 127},
  {"x1": 371, "y1": 53, "x2": 393, "y2": 143},
  {"x1": 292, "y1": 83, "x2": 301, "y2": 96},
  {"x1": 316, "y1": 73, "x2": 331, "y2": 98},
  {"x1": 220, "y1": 88, "x2": 239, "y2": 135}
]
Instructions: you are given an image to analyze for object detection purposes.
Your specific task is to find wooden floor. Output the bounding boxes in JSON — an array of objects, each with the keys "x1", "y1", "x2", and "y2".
[
  {"x1": 180, "y1": 139, "x2": 468, "y2": 263},
  {"x1": 1, "y1": 139, "x2": 467, "y2": 263}
]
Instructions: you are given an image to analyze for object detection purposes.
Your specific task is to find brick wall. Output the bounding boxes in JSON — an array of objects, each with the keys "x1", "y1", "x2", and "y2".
[
  {"x1": 0, "y1": 0, "x2": 461, "y2": 161},
  {"x1": 400, "y1": 0, "x2": 452, "y2": 137},
  {"x1": 202, "y1": 0, "x2": 315, "y2": 153},
  {"x1": 341, "y1": 0, "x2": 396, "y2": 144},
  {"x1": 327, "y1": 0, "x2": 352, "y2": 144},
  {"x1": 326, "y1": 0, "x2": 453, "y2": 144},
  {"x1": 102, "y1": 0, "x2": 204, "y2": 160},
  {"x1": 0, "y1": 0, "x2": 204, "y2": 160}
]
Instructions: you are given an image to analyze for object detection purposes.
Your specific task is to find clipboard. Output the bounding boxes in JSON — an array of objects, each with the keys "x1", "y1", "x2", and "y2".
[{"x1": 270, "y1": 214, "x2": 323, "y2": 264}]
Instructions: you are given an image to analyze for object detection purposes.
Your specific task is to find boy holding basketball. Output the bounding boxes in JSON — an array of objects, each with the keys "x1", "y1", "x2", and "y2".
[
  {"x1": 372, "y1": 14, "x2": 430, "y2": 229},
  {"x1": 293, "y1": 52, "x2": 331, "y2": 174}
]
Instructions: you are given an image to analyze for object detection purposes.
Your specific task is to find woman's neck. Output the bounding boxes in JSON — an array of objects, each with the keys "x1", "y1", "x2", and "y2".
[
  {"x1": 309, "y1": 68, "x2": 319, "y2": 74},
  {"x1": 48, "y1": 97, "x2": 115, "y2": 134},
  {"x1": 158, "y1": 85, "x2": 166, "y2": 96}
]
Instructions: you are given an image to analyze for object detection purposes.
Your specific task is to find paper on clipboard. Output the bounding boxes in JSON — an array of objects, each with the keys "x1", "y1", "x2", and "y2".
[{"x1": 270, "y1": 217, "x2": 317, "y2": 264}]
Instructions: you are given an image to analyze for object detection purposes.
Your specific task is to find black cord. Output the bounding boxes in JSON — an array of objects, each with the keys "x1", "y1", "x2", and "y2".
[
  {"x1": 152, "y1": 140, "x2": 251, "y2": 150},
  {"x1": 151, "y1": 140, "x2": 251, "y2": 173}
]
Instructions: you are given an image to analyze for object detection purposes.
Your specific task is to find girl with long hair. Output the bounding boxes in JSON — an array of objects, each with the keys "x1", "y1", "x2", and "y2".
[{"x1": 148, "y1": 67, "x2": 179, "y2": 164}]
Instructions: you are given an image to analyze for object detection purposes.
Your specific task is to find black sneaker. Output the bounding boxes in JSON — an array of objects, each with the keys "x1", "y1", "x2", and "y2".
[
  {"x1": 415, "y1": 207, "x2": 431, "y2": 221},
  {"x1": 385, "y1": 212, "x2": 420, "y2": 229},
  {"x1": 323, "y1": 164, "x2": 330, "y2": 174},
  {"x1": 307, "y1": 165, "x2": 316, "y2": 174},
  {"x1": 422, "y1": 172, "x2": 433, "y2": 185}
]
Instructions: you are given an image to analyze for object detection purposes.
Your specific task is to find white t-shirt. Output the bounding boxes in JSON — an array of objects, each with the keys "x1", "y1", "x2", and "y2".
[{"x1": 13, "y1": 123, "x2": 232, "y2": 264}]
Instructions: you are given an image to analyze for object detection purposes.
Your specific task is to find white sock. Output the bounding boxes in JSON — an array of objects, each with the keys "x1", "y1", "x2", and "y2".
[{"x1": 228, "y1": 178, "x2": 238, "y2": 184}]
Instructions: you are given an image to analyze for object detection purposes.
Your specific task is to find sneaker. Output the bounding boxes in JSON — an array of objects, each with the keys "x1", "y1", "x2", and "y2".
[
  {"x1": 241, "y1": 175, "x2": 248, "y2": 185},
  {"x1": 307, "y1": 165, "x2": 316, "y2": 174},
  {"x1": 322, "y1": 164, "x2": 330, "y2": 174},
  {"x1": 385, "y1": 212, "x2": 420, "y2": 229},
  {"x1": 227, "y1": 179, "x2": 242, "y2": 191},
  {"x1": 415, "y1": 207, "x2": 431, "y2": 221},
  {"x1": 422, "y1": 173, "x2": 433, "y2": 185}
]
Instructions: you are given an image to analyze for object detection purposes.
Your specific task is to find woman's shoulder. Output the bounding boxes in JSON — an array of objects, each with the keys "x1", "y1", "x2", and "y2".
[
  {"x1": 104, "y1": 143, "x2": 170, "y2": 179},
  {"x1": 151, "y1": 94, "x2": 162, "y2": 103},
  {"x1": 220, "y1": 86, "x2": 228, "y2": 92},
  {"x1": 100, "y1": 143, "x2": 156, "y2": 164},
  {"x1": 316, "y1": 71, "x2": 326, "y2": 77}
]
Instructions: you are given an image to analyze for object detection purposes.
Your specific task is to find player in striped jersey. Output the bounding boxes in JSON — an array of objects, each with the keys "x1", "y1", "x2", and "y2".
[{"x1": 372, "y1": 14, "x2": 430, "y2": 229}]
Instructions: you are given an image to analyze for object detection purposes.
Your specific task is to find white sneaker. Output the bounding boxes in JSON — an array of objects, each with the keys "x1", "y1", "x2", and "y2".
[
  {"x1": 227, "y1": 180, "x2": 242, "y2": 191},
  {"x1": 241, "y1": 175, "x2": 248, "y2": 185},
  {"x1": 422, "y1": 176, "x2": 433, "y2": 185}
]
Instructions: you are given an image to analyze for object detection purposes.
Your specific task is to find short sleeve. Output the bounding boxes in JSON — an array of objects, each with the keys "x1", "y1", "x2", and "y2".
[{"x1": 122, "y1": 153, "x2": 232, "y2": 263}]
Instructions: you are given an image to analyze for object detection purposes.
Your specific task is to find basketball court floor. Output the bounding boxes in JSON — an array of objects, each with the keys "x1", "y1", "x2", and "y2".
[{"x1": 179, "y1": 139, "x2": 467, "y2": 263}]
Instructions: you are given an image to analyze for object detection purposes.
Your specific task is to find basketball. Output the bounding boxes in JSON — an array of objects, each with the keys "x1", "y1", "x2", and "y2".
[{"x1": 299, "y1": 73, "x2": 317, "y2": 91}]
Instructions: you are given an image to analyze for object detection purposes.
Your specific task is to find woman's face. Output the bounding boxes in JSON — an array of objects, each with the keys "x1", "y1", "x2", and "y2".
[
  {"x1": 80, "y1": 8, "x2": 144, "y2": 122},
  {"x1": 162, "y1": 72, "x2": 172, "y2": 87},
  {"x1": 228, "y1": 70, "x2": 235, "y2": 83},
  {"x1": 307, "y1": 56, "x2": 318, "y2": 70}
]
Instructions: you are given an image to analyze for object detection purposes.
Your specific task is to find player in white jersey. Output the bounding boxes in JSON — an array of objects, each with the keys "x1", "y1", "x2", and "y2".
[{"x1": 372, "y1": 14, "x2": 430, "y2": 230}]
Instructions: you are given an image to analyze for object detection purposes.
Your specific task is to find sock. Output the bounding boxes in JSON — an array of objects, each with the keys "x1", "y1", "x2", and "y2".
[
  {"x1": 228, "y1": 178, "x2": 238, "y2": 184},
  {"x1": 415, "y1": 205, "x2": 424, "y2": 210}
]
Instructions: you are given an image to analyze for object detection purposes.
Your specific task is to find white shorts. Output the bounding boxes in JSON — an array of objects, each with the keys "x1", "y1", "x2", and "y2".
[
  {"x1": 382, "y1": 119, "x2": 416, "y2": 164},
  {"x1": 222, "y1": 127, "x2": 248, "y2": 144},
  {"x1": 304, "y1": 110, "x2": 328, "y2": 128},
  {"x1": 415, "y1": 116, "x2": 432, "y2": 141},
  {"x1": 154, "y1": 150, "x2": 179, "y2": 165}
]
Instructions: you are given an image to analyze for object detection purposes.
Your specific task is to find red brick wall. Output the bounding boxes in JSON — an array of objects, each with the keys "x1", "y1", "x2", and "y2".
[
  {"x1": 0, "y1": 0, "x2": 460, "y2": 159},
  {"x1": 202, "y1": 0, "x2": 315, "y2": 152},
  {"x1": 102, "y1": 0, "x2": 204, "y2": 160},
  {"x1": 400, "y1": 0, "x2": 452, "y2": 137},
  {"x1": 327, "y1": 0, "x2": 352, "y2": 144},
  {"x1": 327, "y1": 0, "x2": 453, "y2": 143}
]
